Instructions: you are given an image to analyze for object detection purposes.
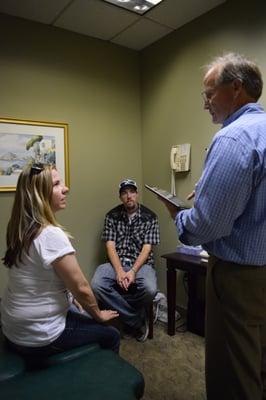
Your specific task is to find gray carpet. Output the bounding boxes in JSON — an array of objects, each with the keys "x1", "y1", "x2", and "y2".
[{"x1": 120, "y1": 322, "x2": 206, "y2": 400}]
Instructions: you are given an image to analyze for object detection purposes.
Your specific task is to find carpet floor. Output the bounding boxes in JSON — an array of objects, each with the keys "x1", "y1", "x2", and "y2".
[{"x1": 120, "y1": 322, "x2": 206, "y2": 400}]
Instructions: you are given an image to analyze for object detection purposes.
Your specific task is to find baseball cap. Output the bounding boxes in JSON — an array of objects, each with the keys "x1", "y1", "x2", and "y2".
[{"x1": 119, "y1": 179, "x2": 138, "y2": 194}]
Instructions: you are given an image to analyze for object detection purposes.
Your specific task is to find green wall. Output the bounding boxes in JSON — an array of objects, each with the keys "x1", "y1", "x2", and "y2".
[
  {"x1": 0, "y1": 14, "x2": 141, "y2": 294},
  {"x1": 141, "y1": 0, "x2": 266, "y2": 300}
]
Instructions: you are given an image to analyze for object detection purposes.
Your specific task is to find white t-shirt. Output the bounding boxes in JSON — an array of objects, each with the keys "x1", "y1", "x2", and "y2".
[{"x1": 1, "y1": 225, "x2": 75, "y2": 347}]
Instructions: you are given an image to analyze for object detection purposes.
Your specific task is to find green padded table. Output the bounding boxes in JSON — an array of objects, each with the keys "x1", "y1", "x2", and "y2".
[{"x1": 0, "y1": 331, "x2": 144, "y2": 400}]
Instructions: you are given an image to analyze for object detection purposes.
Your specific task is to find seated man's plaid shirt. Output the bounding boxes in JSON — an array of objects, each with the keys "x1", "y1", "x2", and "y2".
[{"x1": 102, "y1": 204, "x2": 160, "y2": 265}]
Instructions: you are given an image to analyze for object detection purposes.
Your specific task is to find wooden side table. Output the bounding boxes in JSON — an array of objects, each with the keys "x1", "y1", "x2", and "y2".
[{"x1": 161, "y1": 252, "x2": 207, "y2": 336}]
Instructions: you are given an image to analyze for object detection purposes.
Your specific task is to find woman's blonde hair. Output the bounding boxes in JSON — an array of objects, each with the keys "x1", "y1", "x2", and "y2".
[{"x1": 3, "y1": 163, "x2": 63, "y2": 268}]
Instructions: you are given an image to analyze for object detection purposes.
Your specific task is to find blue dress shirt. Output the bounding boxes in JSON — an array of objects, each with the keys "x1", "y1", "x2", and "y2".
[{"x1": 176, "y1": 103, "x2": 266, "y2": 265}]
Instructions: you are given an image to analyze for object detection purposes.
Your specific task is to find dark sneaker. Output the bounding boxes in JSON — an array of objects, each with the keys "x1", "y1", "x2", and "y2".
[
  {"x1": 122, "y1": 324, "x2": 135, "y2": 340},
  {"x1": 123, "y1": 319, "x2": 149, "y2": 342},
  {"x1": 135, "y1": 318, "x2": 149, "y2": 342}
]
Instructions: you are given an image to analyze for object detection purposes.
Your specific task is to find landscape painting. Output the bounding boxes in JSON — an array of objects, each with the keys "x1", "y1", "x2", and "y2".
[{"x1": 0, "y1": 118, "x2": 69, "y2": 192}]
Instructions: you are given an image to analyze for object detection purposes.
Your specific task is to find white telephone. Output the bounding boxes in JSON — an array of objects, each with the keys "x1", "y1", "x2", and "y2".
[{"x1": 170, "y1": 143, "x2": 191, "y2": 172}]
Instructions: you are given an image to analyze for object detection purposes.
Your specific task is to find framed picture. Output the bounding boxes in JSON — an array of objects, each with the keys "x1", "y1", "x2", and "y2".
[{"x1": 0, "y1": 117, "x2": 69, "y2": 192}]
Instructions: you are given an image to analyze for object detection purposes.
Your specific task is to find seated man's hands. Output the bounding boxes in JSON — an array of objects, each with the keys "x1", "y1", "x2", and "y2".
[
  {"x1": 122, "y1": 269, "x2": 136, "y2": 290},
  {"x1": 116, "y1": 268, "x2": 128, "y2": 289},
  {"x1": 116, "y1": 268, "x2": 136, "y2": 291}
]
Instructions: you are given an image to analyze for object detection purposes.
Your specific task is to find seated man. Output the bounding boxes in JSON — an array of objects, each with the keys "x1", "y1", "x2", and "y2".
[{"x1": 92, "y1": 179, "x2": 160, "y2": 342}]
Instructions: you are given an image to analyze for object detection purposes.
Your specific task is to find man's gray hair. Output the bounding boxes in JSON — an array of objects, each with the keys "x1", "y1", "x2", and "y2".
[{"x1": 205, "y1": 52, "x2": 263, "y2": 100}]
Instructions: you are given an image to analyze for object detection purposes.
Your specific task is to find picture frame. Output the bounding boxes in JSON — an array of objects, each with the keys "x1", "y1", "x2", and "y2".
[{"x1": 0, "y1": 117, "x2": 69, "y2": 192}]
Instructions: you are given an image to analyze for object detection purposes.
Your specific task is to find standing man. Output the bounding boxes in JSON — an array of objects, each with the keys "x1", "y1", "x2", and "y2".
[
  {"x1": 92, "y1": 179, "x2": 160, "y2": 342},
  {"x1": 162, "y1": 53, "x2": 266, "y2": 399}
]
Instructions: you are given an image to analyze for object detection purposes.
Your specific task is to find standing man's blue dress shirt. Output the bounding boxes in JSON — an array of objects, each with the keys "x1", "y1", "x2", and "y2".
[{"x1": 176, "y1": 103, "x2": 266, "y2": 265}]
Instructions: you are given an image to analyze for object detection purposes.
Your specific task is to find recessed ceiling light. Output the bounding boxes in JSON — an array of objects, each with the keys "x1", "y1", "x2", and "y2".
[
  {"x1": 146, "y1": 0, "x2": 161, "y2": 4},
  {"x1": 134, "y1": 5, "x2": 149, "y2": 12},
  {"x1": 102, "y1": 0, "x2": 164, "y2": 15}
]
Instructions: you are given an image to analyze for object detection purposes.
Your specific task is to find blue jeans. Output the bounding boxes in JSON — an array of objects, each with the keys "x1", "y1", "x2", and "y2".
[
  {"x1": 6, "y1": 309, "x2": 120, "y2": 358},
  {"x1": 91, "y1": 262, "x2": 157, "y2": 329}
]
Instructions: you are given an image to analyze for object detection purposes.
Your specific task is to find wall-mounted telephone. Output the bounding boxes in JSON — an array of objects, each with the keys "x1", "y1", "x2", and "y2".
[{"x1": 170, "y1": 143, "x2": 191, "y2": 172}]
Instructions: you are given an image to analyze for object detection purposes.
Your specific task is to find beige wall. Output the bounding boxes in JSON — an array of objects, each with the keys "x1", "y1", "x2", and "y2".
[
  {"x1": 141, "y1": 0, "x2": 266, "y2": 300},
  {"x1": 0, "y1": 14, "x2": 141, "y2": 295}
]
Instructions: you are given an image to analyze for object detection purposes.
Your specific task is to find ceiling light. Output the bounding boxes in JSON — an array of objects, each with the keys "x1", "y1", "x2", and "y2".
[
  {"x1": 134, "y1": 5, "x2": 149, "y2": 12},
  {"x1": 146, "y1": 0, "x2": 161, "y2": 4},
  {"x1": 102, "y1": 0, "x2": 164, "y2": 15}
]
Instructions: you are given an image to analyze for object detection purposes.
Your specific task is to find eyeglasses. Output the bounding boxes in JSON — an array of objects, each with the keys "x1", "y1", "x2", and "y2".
[
  {"x1": 29, "y1": 163, "x2": 44, "y2": 180},
  {"x1": 201, "y1": 79, "x2": 236, "y2": 103},
  {"x1": 201, "y1": 88, "x2": 217, "y2": 103}
]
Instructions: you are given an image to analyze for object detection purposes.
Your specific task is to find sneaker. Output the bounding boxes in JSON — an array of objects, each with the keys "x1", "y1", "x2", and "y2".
[
  {"x1": 122, "y1": 325, "x2": 134, "y2": 340},
  {"x1": 123, "y1": 319, "x2": 149, "y2": 342},
  {"x1": 135, "y1": 317, "x2": 149, "y2": 342}
]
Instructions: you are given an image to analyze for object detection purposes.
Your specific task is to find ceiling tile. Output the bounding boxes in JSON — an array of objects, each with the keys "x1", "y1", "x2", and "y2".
[
  {"x1": 0, "y1": 0, "x2": 71, "y2": 24},
  {"x1": 111, "y1": 17, "x2": 173, "y2": 50},
  {"x1": 147, "y1": 0, "x2": 226, "y2": 30},
  {"x1": 0, "y1": 0, "x2": 227, "y2": 50},
  {"x1": 54, "y1": 0, "x2": 140, "y2": 41}
]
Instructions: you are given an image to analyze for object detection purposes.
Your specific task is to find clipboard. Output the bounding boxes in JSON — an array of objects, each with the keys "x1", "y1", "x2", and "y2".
[{"x1": 145, "y1": 184, "x2": 189, "y2": 209}]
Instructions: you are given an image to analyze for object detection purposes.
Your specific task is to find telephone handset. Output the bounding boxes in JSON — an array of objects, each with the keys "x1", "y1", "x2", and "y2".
[{"x1": 170, "y1": 143, "x2": 191, "y2": 172}]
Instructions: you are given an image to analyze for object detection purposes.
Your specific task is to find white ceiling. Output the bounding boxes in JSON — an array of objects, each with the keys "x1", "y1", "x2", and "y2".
[{"x1": 0, "y1": 0, "x2": 226, "y2": 51}]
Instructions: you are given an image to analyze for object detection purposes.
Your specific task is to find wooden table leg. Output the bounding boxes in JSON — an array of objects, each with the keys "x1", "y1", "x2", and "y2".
[{"x1": 167, "y1": 265, "x2": 176, "y2": 336}]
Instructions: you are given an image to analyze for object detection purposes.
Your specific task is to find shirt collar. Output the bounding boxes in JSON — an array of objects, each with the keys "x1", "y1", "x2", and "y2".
[{"x1": 222, "y1": 102, "x2": 264, "y2": 128}]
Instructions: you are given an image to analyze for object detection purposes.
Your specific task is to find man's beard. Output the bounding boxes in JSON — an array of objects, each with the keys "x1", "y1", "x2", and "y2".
[{"x1": 126, "y1": 203, "x2": 137, "y2": 214}]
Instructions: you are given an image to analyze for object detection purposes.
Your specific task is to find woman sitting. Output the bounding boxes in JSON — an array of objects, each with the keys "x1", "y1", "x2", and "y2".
[{"x1": 1, "y1": 163, "x2": 120, "y2": 359}]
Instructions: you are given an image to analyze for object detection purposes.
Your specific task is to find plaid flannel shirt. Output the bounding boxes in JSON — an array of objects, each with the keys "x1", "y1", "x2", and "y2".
[{"x1": 102, "y1": 204, "x2": 160, "y2": 265}]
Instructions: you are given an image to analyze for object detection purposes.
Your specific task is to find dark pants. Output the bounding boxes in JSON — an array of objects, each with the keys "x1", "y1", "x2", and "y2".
[
  {"x1": 6, "y1": 309, "x2": 120, "y2": 361},
  {"x1": 206, "y1": 256, "x2": 266, "y2": 400}
]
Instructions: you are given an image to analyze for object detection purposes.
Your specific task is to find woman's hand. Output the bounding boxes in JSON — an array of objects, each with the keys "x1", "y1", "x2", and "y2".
[{"x1": 98, "y1": 309, "x2": 119, "y2": 322}]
